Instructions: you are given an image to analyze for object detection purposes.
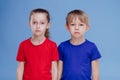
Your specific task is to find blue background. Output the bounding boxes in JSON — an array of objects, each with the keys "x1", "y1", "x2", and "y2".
[{"x1": 0, "y1": 0, "x2": 120, "y2": 80}]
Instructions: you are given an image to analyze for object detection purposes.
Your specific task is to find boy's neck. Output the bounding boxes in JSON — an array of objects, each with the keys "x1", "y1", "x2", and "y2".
[{"x1": 70, "y1": 37, "x2": 85, "y2": 45}]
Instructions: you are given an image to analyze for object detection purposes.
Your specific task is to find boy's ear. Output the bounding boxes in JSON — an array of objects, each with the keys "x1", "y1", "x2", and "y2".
[
  {"x1": 86, "y1": 25, "x2": 90, "y2": 31},
  {"x1": 65, "y1": 24, "x2": 69, "y2": 30}
]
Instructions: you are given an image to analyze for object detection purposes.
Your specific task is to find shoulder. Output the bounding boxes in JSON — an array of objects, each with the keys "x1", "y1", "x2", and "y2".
[
  {"x1": 85, "y1": 39, "x2": 97, "y2": 47},
  {"x1": 46, "y1": 38, "x2": 57, "y2": 44},
  {"x1": 85, "y1": 39, "x2": 100, "y2": 54},
  {"x1": 19, "y1": 38, "x2": 30, "y2": 46},
  {"x1": 86, "y1": 40, "x2": 101, "y2": 60},
  {"x1": 58, "y1": 40, "x2": 69, "y2": 48},
  {"x1": 17, "y1": 38, "x2": 30, "y2": 51},
  {"x1": 46, "y1": 38, "x2": 57, "y2": 46},
  {"x1": 59, "y1": 40, "x2": 69, "y2": 45}
]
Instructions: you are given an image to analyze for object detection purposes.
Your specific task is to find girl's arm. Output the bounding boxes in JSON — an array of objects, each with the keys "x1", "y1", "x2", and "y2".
[
  {"x1": 57, "y1": 60, "x2": 63, "y2": 80},
  {"x1": 51, "y1": 61, "x2": 58, "y2": 80},
  {"x1": 16, "y1": 62, "x2": 24, "y2": 80},
  {"x1": 92, "y1": 59, "x2": 100, "y2": 80}
]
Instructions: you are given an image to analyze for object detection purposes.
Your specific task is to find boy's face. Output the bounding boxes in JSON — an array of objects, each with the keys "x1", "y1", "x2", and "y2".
[
  {"x1": 29, "y1": 13, "x2": 50, "y2": 37},
  {"x1": 66, "y1": 18, "x2": 89, "y2": 38}
]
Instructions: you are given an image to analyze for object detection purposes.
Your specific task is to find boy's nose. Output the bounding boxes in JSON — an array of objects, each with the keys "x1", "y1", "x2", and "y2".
[{"x1": 75, "y1": 25, "x2": 79, "y2": 29}]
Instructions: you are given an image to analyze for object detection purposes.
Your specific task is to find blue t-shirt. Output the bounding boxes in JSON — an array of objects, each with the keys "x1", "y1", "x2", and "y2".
[{"x1": 58, "y1": 39, "x2": 101, "y2": 80}]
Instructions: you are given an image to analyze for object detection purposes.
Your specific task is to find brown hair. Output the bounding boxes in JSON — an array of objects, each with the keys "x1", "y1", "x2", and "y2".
[
  {"x1": 29, "y1": 8, "x2": 50, "y2": 38},
  {"x1": 66, "y1": 9, "x2": 89, "y2": 26}
]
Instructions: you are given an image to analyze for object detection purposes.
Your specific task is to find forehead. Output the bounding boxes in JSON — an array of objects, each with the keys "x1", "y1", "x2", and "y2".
[{"x1": 30, "y1": 13, "x2": 47, "y2": 20}]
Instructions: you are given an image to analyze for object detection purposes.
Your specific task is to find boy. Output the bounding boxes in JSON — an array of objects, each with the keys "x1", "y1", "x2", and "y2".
[{"x1": 58, "y1": 9, "x2": 101, "y2": 80}]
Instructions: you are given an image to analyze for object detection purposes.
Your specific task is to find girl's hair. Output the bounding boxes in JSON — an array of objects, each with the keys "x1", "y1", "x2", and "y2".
[
  {"x1": 29, "y1": 8, "x2": 50, "y2": 38},
  {"x1": 66, "y1": 9, "x2": 89, "y2": 26}
]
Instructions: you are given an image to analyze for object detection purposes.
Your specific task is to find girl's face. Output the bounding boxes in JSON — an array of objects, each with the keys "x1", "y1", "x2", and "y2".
[
  {"x1": 29, "y1": 13, "x2": 50, "y2": 37},
  {"x1": 66, "y1": 18, "x2": 89, "y2": 39}
]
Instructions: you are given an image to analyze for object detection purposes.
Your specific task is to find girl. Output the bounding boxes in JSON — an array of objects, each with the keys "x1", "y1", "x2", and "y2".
[{"x1": 16, "y1": 8, "x2": 59, "y2": 80}]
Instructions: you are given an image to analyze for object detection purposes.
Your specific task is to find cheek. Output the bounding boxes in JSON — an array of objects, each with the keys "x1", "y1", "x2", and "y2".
[
  {"x1": 69, "y1": 29, "x2": 75, "y2": 34},
  {"x1": 40, "y1": 26, "x2": 47, "y2": 30},
  {"x1": 80, "y1": 28, "x2": 85, "y2": 31},
  {"x1": 31, "y1": 27, "x2": 35, "y2": 32},
  {"x1": 80, "y1": 27, "x2": 87, "y2": 31},
  {"x1": 30, "y1": 25, "x2": 35, "y2": 29}
]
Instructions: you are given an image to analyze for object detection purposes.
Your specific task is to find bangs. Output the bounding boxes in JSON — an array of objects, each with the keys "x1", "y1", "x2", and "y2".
[
  {"x1": 66, "y1": 10, "x2": 89, "y2": 26},
  {"x1": 68, "y1": 14, "x2": 85, "y2": 23}
]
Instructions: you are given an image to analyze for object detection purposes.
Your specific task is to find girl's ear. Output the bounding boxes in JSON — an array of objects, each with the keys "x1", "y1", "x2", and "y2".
[
  {"x1": 28, "y1": 21, "x2": 31, "y2": 28},
  {"x1": 47, "y1": 22, "x2": 50, "y2": 29}
]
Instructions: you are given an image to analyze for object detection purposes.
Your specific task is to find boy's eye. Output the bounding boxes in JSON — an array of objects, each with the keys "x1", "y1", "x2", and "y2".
[
  {"x1": 79, "y1": 24, "x2": 84, "y2": 26},
  {"x1": 71, "y1": 24, "x2": 75, "y2": 26}
]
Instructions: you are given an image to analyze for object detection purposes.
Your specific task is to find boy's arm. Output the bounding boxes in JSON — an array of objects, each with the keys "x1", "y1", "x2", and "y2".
[
  {"x1": 57, "y1": 60, "x2": 63, "y2": 80},
  {"x1": 92, "y1": 59, "x2": 100, "y2": 80},
  {"x1": 16, "y1": 62, "x2": 24, "y2": 80},
  {"x1": 51, "y1": 61, "x2": 58, "y2": 80}
]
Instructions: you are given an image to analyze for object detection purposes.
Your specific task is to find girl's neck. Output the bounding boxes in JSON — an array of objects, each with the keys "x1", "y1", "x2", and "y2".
[
  {"x1": 30, "y1": 35, "x2": 46, "y2": 46},
  {"x1": 70, "y1": 37, "x2": 85, "y2": 45}
]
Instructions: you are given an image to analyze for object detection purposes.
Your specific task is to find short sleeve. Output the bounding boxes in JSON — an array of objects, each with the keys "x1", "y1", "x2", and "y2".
[
  {"x1": 16, "y1": 42, "x2": 26, "y2": 62},
  {"x1": 90, "y1": 44, "x2": 101, "y2": 61},
  {"x1": 58, "y1": 44, "x2": 64, "y2": 61},
  {"x1": 51, "y1": 43, "x2": 59, "y2": 61}
]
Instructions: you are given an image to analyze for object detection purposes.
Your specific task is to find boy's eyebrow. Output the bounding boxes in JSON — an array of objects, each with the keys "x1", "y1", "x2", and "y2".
[{"x1": 31, "y1": 19, "x2": 37, "y2": 21}]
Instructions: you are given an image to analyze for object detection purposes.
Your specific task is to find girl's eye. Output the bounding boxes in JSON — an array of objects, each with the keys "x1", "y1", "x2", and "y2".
[
  {"x1": 33, "y1": 22, "x2": 37, "y2": 24},
  {"x1": 41, "y1": 22, "x2": 45, "y2": 24}
]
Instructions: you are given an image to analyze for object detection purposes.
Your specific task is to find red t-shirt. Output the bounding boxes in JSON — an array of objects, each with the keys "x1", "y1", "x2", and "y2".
[{"x1": 16, "y1": 38, "x2": 59, "y2": 80}]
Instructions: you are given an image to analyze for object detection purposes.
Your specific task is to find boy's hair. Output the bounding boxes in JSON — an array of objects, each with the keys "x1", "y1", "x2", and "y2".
[
  {"x1": 66, "y1": 9, "x2": 89, "y2": 26},
  {"x1": 29, "y1": 8, "x2": 50, "y2": 38}
]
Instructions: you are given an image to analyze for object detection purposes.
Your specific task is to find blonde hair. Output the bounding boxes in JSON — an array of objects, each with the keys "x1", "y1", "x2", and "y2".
[
  {"x1": 66, "y1": 9, "x2": 89, "y2": 26},
  {"x1": 29, "y1": 8, "x2": 50, "y2": 38}
]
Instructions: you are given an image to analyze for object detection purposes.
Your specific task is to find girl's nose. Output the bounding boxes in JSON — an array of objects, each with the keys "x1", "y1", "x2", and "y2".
[{"x1": 36, "y1": 24, "x2": 40, "y2": 29}]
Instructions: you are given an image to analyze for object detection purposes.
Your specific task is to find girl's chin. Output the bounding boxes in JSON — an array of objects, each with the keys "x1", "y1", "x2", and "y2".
[{"x1": 34, "y1": 33, "x2": 42, "y2": 37}]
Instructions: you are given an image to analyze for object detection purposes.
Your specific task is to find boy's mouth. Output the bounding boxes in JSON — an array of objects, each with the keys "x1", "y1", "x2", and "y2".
[{"x1": 74, "y1": 32, "x2": 80, "y2": 34}]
